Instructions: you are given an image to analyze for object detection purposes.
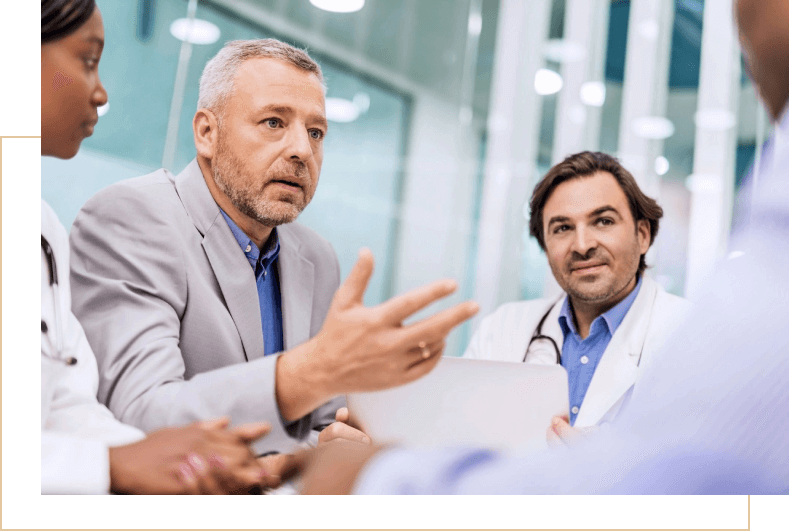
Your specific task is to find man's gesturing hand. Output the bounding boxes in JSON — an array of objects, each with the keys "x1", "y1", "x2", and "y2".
[{"x1": 276, "y1": 249, "x2": 478, "y2": 421}]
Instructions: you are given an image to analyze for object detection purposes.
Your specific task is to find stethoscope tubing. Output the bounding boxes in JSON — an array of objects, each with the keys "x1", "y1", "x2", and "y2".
[
  {"x1": 523, "y1": 301, "x2": 562, "y2": 365},
  {"x1": 41, "y1": 235, "x2": 75, "y2": 365}
]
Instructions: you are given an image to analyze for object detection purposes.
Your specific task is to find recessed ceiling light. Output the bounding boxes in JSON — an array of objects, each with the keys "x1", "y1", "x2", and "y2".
[
  {"x1": 468, "y1": 12, "x2": 482, "y2": 36},
  {"x1": 654, "y1": 156, "x2": 670, "y2": 176},
  {"x1": 542, "y1": 39, "x2": 586, "y2": 63},
  {"x1": 325, "y1": 97, "x2": 360, "y2": 123},
  {"x1": 97, "y1": 103, "x2": 110, "y2": 117},
  {"x1": 637, "y1": 19, "x2": 659, "y2": 41},
  {"x1": 580, "y1": 81, "x2": 606, "y2": 107},
  {"x1": 352, "y1": 93, "x2": 370, "y2": 113},
  {"x1": 684, "y1": 173, "x2": 721, "y2": 193},
  {"x1": 534, "y1": 68, "x2": 563, "y2": 96},
  {"x1": 694, "y1": 108, "x2": 737, "y2": 131},
  {"x1": 309, "y1": 0, "x2": 365, "y2": 13},
  {"x1": 632, "y1": 116, "x2": 675, "y2": 140},
  {"x1": 169, "y1": 18, "x2": 221, "y2": 45}
]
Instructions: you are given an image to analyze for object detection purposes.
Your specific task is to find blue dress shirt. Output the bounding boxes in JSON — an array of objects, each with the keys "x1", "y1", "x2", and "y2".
[
  {"x1": 558, "y1": 276, "x2": 642, "y2": 425},
  {"x1": 220, "y1": 211, "x2": 283, "y2": 357}
]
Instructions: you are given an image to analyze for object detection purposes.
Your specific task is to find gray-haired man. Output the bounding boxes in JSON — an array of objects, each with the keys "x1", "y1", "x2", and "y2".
[{"x1": 69, "y1": 39, "x2": 478, "y2": 478}]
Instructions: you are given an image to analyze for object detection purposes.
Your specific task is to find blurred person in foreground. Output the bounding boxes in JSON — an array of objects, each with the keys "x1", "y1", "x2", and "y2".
[
  {"x1": 290, "y1": 0, "x2": 789, "y2": 494},
  {"x1": 66, "y1": 34, "x2": 478, "y2": 479},
  {"x1": 463, "y1": 152, "x2": 690, "y2": 444},
  {"x1": 41, "y1": 0, "x2": 274, "y2": 494}
]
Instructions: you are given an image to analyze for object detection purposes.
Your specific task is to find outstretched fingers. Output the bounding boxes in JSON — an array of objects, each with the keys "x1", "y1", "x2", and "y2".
[
  {"x1": 376, "y1": 279, "x2": 459, "y2": 325},
  {"x1": 395, "y1": 300, "x2": 479, "y2": 349},
  {"x1": 331, "y1": 249, "x2": 375, "y2": 310}
]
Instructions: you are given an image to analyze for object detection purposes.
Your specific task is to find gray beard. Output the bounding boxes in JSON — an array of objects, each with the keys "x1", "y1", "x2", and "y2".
[{"x1": 211, "y1": 147, "x2": 306, "y2": 227}]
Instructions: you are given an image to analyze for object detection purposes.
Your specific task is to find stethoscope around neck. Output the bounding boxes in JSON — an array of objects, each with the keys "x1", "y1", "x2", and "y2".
[
  {"x1": 41, "y1": 235, "x2": 77, "y2": 366},
  {"x1": 523, "y1": 301, "x2": 562, "y2": 365}
]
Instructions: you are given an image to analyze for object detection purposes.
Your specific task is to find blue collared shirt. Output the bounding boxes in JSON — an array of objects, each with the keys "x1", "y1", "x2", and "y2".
[
  {"x1": 558, "y1": 276, "x2": 642, "y2": 425},
  {"x1": 220, "y1": 210, "x2": 283, "y2": 357}
]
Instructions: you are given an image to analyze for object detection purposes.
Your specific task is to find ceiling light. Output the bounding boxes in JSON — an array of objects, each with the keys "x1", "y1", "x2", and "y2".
[
  {"x1": 325, "y1": 97, "x2": 360, "y2": 123},
  {"x1": 637, "y1": 19, "x2": 659, "y2": 41},
  {"x1": 534, "y1": 69, "x2": 563, "y2": 96},
  {"x1": 352, "y1": 92, "x2": 370, "y2": 113},
  {"x1": 97, "y1": 103, "x2": 109, "y2": 117},
  {"x1": 694, "y1": 108, "x2": 737, "y2": 131},
  {"x1": 468, "y1": 12, "x2": 482, "y2": 36},
  {"x1": 542, "y1": 39, "x2": 586, "y2": 63},
  {"x1": 684, "y1": 173, "x2": 721, "y2": 193},
  {"x1": 580, "y1": 81, "x2": 606, "y2": 107},
  {"x1": 169, "y1": 18, "x2": 221, "y2": 45},
  {"x1": 632, "y1": 116, "x2": 675, "y2": 140},
  {"x1": 654, "y1": 156, "x2": 670, "y2": 176},
  {"x1": 309, "y1": 0, "x2": 365, "y2": 13}
]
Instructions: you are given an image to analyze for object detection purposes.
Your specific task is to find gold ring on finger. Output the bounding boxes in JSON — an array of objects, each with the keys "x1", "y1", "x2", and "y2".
[{"x1": 418, "y1": 341, "x2": 431, "y2": 359}]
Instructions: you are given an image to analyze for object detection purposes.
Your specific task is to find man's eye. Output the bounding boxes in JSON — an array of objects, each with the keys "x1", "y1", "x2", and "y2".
[
  {"x1": 597, "y1": 218, "x2": 614, "y2": 226},
  {"x1": 554, "y1": 225, "x2": 570, "y2": 234},
  {"x1": 309, "y1": 129, "x2": 324, "y2": 140},
  {"x1": 264, "y1": 118, "x2": 280, "y2": 128},
  {"x1": 84, "y1": 56, "x2": 98, "y2": 69}
]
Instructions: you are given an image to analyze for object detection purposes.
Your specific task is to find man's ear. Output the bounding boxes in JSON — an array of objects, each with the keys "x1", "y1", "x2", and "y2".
[
  {"x1": 194, "y1": 108, "x2": 218, "y2": 162},
  {"x1": 636, "y1": 219, "x2": 651, "y2": 254}
]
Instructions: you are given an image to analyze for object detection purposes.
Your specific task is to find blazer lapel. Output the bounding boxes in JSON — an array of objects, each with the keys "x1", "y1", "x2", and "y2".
[
  {"x1": 175, "y1": 159, "x2": 265, "y2": 362},
  {"x1": 277, "y1": 228, "x2": 314, "y2": 350},
  {"x1": 574, "y1": 277, "x2": 659, "y2": 427}
]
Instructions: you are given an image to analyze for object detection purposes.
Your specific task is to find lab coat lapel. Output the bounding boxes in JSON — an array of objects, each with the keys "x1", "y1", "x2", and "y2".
[
  {"x1": 175, "y1": 159, "x2": 265, "y2": 362},
  {"x1": 277, "y1": 230, "x2": 314, "y2": 350},
  {"x1": 573, "y1": 276, "x2": 658, "y2": 427}
]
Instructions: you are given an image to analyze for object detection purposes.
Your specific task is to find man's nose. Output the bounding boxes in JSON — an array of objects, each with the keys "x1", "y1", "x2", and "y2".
[
  {"x1": 571, "y1": 226, "x2": 597, "y2": 255},
  {"x1": 285, "y1": 126, "x2": 313, "y2": 161}
]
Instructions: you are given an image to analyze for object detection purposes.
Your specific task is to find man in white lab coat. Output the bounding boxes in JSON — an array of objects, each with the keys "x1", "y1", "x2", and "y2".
[{"x1": 464, "y1": 152, "x2": 690, "y2": 437}]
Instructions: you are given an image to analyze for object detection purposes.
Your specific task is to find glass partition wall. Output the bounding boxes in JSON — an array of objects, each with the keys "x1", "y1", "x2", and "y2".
[{"x1": 43, "y1": 0, "x2": 758, "y2": 356}]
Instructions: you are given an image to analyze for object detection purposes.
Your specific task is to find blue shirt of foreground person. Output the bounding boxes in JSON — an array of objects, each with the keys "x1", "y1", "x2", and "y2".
[{"x1": 352, "y1": 93, "x2": 789, "y2": 496}]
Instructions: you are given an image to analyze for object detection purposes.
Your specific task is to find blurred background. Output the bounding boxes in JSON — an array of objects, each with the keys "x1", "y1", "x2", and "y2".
[{"x1": 42, "y1": 0, "x2": 769, "y2": 357}]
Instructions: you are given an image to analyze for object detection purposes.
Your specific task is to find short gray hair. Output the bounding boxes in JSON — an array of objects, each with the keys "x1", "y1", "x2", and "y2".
[{"x1": 197, "y1": 39, "x2": 325, "y2": 116}]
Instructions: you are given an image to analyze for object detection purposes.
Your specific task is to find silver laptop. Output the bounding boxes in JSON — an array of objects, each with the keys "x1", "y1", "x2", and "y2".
[{"x1": 346, "y1": 357, "x2": 568, "y2": 451}]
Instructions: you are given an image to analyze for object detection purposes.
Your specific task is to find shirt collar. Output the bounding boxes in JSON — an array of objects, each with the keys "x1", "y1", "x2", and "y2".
[
  {"x1": 558, "y1": 276, "x2": 643, "y2": 340},
  {"x1": 219, "y1": 210, "x2": 280, "y2": 271}
]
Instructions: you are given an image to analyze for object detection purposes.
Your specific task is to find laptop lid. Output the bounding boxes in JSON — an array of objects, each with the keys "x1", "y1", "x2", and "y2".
[{"x1": 346, "y1": 356, "x2": 568, "y2": 451}]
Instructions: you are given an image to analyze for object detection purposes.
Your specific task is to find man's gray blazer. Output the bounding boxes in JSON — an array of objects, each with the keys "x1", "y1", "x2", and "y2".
[{"x1": 70, "y1": 159, "x2": 342, "y2": 452}]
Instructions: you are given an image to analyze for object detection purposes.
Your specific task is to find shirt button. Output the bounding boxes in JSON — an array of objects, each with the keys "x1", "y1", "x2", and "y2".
[
  {"x1": 571, "y1": 406, "x2": 579, "y2": 414},
  {"x1": 245, "y1": 244, "x2": 252, "y2": 253},
  {"x1": 580, "y1": 355, "x2": 589, "y2": 364}
]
